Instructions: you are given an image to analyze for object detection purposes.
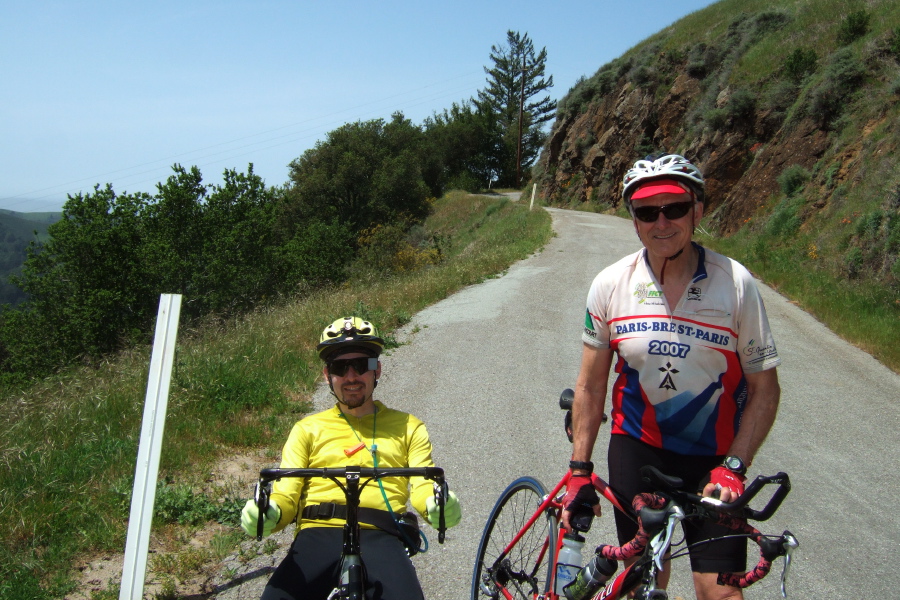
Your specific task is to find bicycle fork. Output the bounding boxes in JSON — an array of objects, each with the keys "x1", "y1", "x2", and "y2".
[{"x1": 326, "y1": 552, "x2": 364, "y2": 600}]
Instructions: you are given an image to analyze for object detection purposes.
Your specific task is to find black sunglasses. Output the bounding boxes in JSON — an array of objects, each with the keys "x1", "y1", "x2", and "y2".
[
  {"x1": 632, "y1": 201, "x2": 694, "y2": 223},
  {"x1": 327, "y1": 357, "x2": 378, "y2": 377}
]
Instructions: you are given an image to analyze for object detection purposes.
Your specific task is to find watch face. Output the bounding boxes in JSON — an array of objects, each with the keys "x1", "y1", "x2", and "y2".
[{"x1": 725, "y1": 456, "x2": 745, "y2": 474}]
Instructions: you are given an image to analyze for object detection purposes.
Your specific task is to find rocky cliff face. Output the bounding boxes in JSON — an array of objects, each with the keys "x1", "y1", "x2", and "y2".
[{"x1": 537, "y1": 69, "x2": 832, "y2": 235}]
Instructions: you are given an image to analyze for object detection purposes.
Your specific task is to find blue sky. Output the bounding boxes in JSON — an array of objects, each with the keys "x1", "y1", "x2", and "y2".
[{"x1": 1, "y1": 1, "x2": 717, "y2": 212}]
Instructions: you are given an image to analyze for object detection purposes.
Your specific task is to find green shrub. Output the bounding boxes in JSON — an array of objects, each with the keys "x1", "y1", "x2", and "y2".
[
  {"x1": 837, "y1": 10, "x2": 870, "y2": 46},
  {"x1": 845, "y1": 246, "x2": 864, "y2": 278},
  {"x1": 764, "y1": 80, "x2": 799, "y2": 112},
  {"x1": 890, "y1": 76, "x2": 900, "y2": 97},
  {"x1": 154, "y1": 483, "x2": 242, "y2": 527},
  {"x1": 807, "y1": 48, "x2": 866, "y2": 126},
  {"x1": 687, "y1": 43, "x2": 715, "y2": 78},
  {"x1": 752, "y1": 10, "x2": 791, "y2": 37},
  {"x1": 856, "y1": 211, "x2": 884, "y2": 239},
  {"x1": 727, "y1": 89, "x2": 757, "y2": 120},
  {"x1": 884, "y1": 212, "x2": 900, "y2": 252},
  {"x1": 278, "y1": 219, "x2": 354, "y2": 288},
  {"x1": 558, "y1": 69, "x2": 620, "y2": 118},
  {"x1": 594, "y1": 69, "x2": 619, "y2": 96},
  {"x1": 890, "y1": 27, "x2": 900, "y2": 58},
  {"x1": 630, "y1": 64, "x2": 657, "y2": 88},
  {"x1": 704, "y1": 108, "x2": 728, "y2": 130},
  {"x1": 575, "y1": 131, "x2": 596, "y2": 154},
  {"x1": 778, "y1": 165, "x2": 811, "y2": 196},
  {"x1": 635, "y1": 134, "x2": 656, "y2": 159},
  {"x1": 824, "y1": 162, "x2": 841, "y2": 189},
  {"x1": 765, "y1": 196, "x2": 803, "y2": 238},
  {"x1": 783, "y1": 47, "x2": 818, "y2": 83},
  {"x1": 444, "y1": 171, "x2": 483, "y2": 193}
]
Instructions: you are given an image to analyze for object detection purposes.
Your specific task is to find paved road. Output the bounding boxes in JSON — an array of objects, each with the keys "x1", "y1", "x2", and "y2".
[{"x1": 217, "y1": 207, "x2": 900, "y2": 599}]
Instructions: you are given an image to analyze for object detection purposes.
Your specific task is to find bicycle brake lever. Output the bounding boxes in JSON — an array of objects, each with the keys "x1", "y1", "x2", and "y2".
[
  {"x1": 779, "y1": 531, "x2": 799, "y2": 598},
  {"x1": 433, "y1": 480, "x2": 448, "y2": 543},
  {"x1": 649, "y1": 504, "x2": 684, "y2": 572},
  {"x1": 254, "y1": 480, "x2": 270, "y2": 541}
]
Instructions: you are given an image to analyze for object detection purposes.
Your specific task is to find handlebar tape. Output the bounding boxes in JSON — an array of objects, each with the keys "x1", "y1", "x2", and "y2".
[{"x1": 599, "y1": 491, "x2": 781, "y2": 589}]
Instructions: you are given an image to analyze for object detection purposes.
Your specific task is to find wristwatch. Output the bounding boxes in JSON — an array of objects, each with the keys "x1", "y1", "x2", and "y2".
[
  {"x1": 722, "y1": 455, "x2": 747, "y2": 476},
  {"x1": 569, "y1": 460, "x2": 594, "y2": 474}
]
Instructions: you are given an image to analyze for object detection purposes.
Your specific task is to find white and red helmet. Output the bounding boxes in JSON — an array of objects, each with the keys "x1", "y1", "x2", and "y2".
[{"x1": 622, "y1": 154, "x2": 705, "y2": 209}]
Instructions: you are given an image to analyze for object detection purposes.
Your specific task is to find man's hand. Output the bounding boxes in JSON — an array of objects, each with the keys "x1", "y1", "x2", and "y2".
[
  {"x1": 426, "y1": 490, "x2": 461, "y2": 528},
  {"x1": 240, "y1": 499, "x2": 281, "y2": 537},
  {"x1": 560, "y1": 474, "x2": 601, "y2": 532},
  {"x1": 702, "y1": 466, "x2": 746, "y2": 503}
]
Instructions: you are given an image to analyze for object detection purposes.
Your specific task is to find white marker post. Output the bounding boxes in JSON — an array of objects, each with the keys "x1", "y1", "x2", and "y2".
[
  {"x1": 529, "y1": 183, "x2": 537, "y2": 210},
  {"x1": 119, "y1": 294, "x2": 182, "y2": 600}
]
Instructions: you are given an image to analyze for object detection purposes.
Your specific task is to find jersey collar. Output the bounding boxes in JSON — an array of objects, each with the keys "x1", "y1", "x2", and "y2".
[{"x1": 640, "y1": 241, "x2": 708, "y2": 283}]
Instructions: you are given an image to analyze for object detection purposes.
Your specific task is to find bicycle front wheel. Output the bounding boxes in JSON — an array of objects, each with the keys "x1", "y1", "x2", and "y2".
[{"x1": 471, "y1": 476, "x2": 557, "y2": 600}]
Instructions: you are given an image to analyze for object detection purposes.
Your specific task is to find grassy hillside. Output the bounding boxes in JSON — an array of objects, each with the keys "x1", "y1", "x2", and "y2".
[
  {"x1": 0, "y1": 192, "x2": 551, "y2": 600},
  {"x1": 0, "y1": 210, "x2": 61, "y2": 305}
]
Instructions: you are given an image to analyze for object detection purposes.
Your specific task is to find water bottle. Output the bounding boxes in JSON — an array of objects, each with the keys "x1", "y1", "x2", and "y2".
[
  {"x1": 563, "y1": 553, "x2": 618, "y2": 600},
  {"x1": 554, "y1": 533, "x2": 585, "y2": 596}
]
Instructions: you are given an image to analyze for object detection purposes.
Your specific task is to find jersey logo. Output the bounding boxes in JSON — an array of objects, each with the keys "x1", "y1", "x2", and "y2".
[
  {"x1": 633, "y1": 281, "x2": 662, "y2": 304},
  {"x1": 583, "y1": 309, "x2": 597, "y2": 338},
  {"x1": 658, "y1": 361, "x2": 679, "y2": 391},
  {"x1": 687, "y1": 286, "x2": 702, "y2": 301}
]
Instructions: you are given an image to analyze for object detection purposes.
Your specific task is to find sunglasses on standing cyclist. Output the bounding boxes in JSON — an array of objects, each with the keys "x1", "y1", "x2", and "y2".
[
  {"x1": 631, "y1": 201, "x2": 695, "y2": 223},
  {"x1": 327, "y1": 356, "x2": 379, "y2": 377}
]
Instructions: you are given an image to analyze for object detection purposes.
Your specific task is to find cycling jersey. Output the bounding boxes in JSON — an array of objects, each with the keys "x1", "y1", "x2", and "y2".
[
  {"x1": 582, "y1": 243, "x2": 780, "y2": 455},
  {"x1": 269, "y1": 400, "x2": 435, "y2": 532}
]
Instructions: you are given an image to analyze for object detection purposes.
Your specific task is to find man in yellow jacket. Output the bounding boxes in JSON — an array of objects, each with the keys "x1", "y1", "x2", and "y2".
[{"x1": 241, "y1": 316, "x2": 461, "y2": 600}]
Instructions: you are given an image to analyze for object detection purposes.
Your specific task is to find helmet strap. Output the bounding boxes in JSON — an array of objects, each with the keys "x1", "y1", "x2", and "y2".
[{"x1": 659, "y1": 248, "x2": 684, "y2": 285}]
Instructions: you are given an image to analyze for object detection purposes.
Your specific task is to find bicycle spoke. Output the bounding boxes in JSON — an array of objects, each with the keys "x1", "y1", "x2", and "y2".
[{"x1": 471, "y1": 477, "x2": 557, "y2": 600}]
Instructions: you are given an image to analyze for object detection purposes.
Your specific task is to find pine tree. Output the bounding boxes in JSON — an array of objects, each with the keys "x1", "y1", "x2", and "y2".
[{"x1": 477, "y1": 30, "x2": 556, "y2": 187}]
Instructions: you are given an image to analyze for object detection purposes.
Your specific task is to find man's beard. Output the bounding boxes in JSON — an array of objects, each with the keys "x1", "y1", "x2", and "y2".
[{"x1": 338, "y1": 387, "x2": 369, "y2": 408}]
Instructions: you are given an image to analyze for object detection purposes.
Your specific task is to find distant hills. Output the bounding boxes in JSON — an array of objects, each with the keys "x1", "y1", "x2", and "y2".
[{"x1": 0, "y1": 209, "x2": 62, "y2": 305}]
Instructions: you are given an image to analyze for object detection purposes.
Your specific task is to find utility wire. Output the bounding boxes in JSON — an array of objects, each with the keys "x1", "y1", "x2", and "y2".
[{"x1": 4, "y1": 71, "x2": 485, "y2": 212}]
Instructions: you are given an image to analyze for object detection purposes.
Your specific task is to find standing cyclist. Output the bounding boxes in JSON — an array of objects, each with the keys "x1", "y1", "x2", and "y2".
[
  {"x1": 241, "y1": 316, "x2": 462, "y2": 600},
  {"x1": 561, "y1": 154, "x2": 781, "y2": 600}
]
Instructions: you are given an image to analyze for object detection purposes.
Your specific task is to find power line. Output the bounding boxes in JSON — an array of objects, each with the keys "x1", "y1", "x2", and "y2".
[{"x1": 4, "y1": 71, "x2": 486, "y2": 211}]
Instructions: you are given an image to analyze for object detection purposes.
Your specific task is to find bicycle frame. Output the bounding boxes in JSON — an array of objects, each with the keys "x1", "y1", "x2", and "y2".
[
  {"x1": 256, "y1": 466, "x2": 447, "y2": 600},
  {"x1": 473, "y1": 468, "x2": 634, "y2": 600}
]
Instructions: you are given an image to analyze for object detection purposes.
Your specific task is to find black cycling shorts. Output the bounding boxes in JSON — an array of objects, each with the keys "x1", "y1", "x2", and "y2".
[
  {"x1": 607, "y1": 433, "x2": 747, "y2": 573},
  {"x1": 261, "y1": 526, "x2": 424, "y2": 600}
]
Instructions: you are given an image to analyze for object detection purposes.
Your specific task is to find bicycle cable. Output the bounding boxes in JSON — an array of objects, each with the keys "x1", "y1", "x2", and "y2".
[{"x1": 373, "y1": 446, "x2": 427, "y2": 554}]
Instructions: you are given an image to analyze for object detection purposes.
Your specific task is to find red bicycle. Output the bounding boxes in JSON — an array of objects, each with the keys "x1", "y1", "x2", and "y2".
[{"x1": 470, "y1": 389, "x2": 799, "y2": 600}]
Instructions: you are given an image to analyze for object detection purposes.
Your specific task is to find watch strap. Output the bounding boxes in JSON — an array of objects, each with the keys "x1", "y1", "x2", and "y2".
[{"x1": 569, "y1": 460, "x2": 594, "y2": 473}]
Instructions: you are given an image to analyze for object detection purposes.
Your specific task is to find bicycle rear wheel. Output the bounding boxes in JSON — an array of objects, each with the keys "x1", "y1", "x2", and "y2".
[{"x1": 471, "y1": 476, "x2": 557, "y2": 600}]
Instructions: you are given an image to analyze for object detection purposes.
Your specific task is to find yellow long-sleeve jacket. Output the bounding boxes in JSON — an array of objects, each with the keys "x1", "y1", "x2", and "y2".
[{"x1": 270, "y1": 400, "x2": 435, "y2": 533}]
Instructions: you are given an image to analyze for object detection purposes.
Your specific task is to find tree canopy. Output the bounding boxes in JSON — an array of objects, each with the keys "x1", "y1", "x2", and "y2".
[
  {"x1": 422, "y1": 100, "x2": 502, "y2": 192},
  {"x1": 477, "y1": 30, "x2": 556, "y2": 187},
  {"x1": 282, "y1": 112, "x2": 434, "y2": 239},
  {"x1": 0, "y1": 165, "x2": 352, "y2": 379}
]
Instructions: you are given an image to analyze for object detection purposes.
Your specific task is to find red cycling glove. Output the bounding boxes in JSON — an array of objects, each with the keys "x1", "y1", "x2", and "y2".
[
  {"x1": 562, "y1": 474, "x2": 599, "y2": 512},
  {"x1": 708, "y1": 466, "x2": 746, "y2": 497}
]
